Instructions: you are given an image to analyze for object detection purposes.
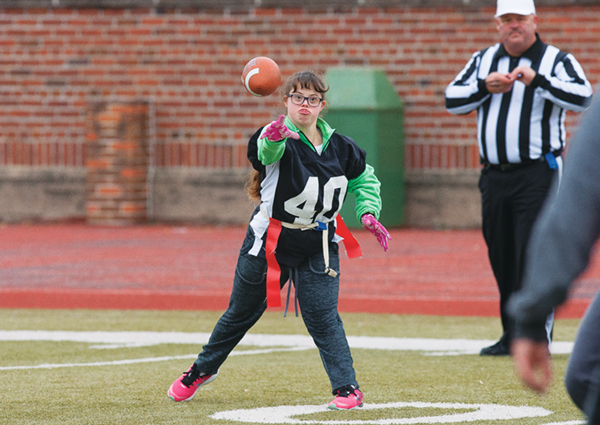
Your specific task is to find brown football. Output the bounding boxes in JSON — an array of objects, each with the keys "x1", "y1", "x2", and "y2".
[{"x1": 241, "y1": 56, "x2": 281, "y2": 97}]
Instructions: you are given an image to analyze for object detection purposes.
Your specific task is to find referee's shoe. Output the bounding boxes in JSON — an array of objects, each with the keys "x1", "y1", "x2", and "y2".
[{"x1": 480, "y1": 340, "x2": 510, "y2": 356}]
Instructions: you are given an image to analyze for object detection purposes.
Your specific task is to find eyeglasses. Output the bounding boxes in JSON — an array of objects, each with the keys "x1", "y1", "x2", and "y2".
[{"x1": 288, "y1": 94, "x2": 323, "y2": 107}]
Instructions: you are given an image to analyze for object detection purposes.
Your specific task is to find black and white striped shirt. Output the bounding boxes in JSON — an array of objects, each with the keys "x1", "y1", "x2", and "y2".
[{"x1": 445, "y1": 34, "x2": 592, "y2": 165}]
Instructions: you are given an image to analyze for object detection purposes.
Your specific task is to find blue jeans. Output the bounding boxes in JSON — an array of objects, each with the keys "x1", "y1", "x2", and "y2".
[{"x1": 193, "y1": 230, "x2": 358, "y2": 392}]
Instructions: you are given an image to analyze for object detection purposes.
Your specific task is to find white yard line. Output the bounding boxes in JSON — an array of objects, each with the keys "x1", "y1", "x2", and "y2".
[
  {"x1": 0, "y1": 330, "x2": 574, "y2": 353},
  {"x1": 0, "y1": 330, "x2": 573, "y2": 371},
  {"x1": 0, "y1": 330, "x2": 581, "y2": 424},
  {"x1": 0, "y1": 346, "x2": 312, "y2": 371},
  {"x1": 211, "y1": 402, "x2": 554, "y2": 424}
]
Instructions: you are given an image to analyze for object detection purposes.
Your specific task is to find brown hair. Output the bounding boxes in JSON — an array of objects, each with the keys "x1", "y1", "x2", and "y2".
[
  {"x1": 246, "y1": 70, "x2": 329, "y2": 202},
  {"x1": 280, "y1": 70, "x2": 329, "y2": 100},
  {"x1": 245, "y1": 169, "x2": 262, "y2": 202}
]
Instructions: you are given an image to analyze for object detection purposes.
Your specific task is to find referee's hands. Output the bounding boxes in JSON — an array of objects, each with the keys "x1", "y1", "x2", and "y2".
[
  {"x1": 485, "y1": 72, "x2": 515, "y2": 93},
  {"x1": 511, "y1": 66, "x2": 536, "y2": 86},
  {"x1": 486, "y1": 67, "x2": 536, "y2": 93}
]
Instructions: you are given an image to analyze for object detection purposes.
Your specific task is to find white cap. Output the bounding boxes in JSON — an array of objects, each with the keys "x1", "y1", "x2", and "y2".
[{"x1": 495, "y1": 0, "x2": 536, "y2": 17}]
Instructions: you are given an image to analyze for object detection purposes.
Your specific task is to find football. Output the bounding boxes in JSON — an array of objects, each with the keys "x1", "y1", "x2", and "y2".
[{"x1": 241, "y1": 56, "x2": 281, "y2": 97}]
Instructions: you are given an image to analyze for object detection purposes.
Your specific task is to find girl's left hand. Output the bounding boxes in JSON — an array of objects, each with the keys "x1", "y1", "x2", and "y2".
[
  {"x1": 361, "y1": 213, "x2": 391, "y2": 252},
  {"x1": 260, "y1": 115, "x2": 300, "y2": 142}
]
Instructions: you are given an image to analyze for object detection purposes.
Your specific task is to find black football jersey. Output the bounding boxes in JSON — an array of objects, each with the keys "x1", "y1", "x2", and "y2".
[{"x1": 246, "y1": 120, "x2": 369, "y2": 266}]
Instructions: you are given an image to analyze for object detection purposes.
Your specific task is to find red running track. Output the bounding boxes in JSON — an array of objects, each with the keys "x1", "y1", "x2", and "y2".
[{"x1": 0, "y1": 224, "x2": 597, "y2": 318}]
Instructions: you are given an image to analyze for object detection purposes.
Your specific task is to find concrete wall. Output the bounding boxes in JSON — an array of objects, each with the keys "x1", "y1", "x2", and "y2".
[
  {"x1": 151, "y1": 168, "x2": 257, "y2": 224},
  {"x1": 1, "y1": 166, "x2": 479, "y2": 228},
  {"x1": 0, "y1": 167, "x2": 86, "y2": 222},
  {"x1": 0, "y1": 166, "x2": 255, "y2": 224},
  {"x1": 404, "y1": 171, "x2": 480, "y2": 229}
]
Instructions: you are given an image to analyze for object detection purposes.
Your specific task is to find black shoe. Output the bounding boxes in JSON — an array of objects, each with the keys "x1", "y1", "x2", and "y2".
[{"x1": 480, "y1": 340, "x2": 510, "y2": 356}]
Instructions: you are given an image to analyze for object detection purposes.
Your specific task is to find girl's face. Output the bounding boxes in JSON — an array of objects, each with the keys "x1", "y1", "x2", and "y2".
[{"x1": 285, "y1": 85, "x2": 326, "y2": 130}]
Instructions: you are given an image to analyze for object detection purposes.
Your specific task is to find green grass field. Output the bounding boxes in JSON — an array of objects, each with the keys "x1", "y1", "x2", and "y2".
[{"x1": 0, "y1": 309, "x2": 585, "y2": 425}]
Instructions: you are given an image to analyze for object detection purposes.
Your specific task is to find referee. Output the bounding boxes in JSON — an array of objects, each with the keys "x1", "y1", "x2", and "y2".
[{"x1": 445, "y1": 0, "x2": 592, "y2": 356}]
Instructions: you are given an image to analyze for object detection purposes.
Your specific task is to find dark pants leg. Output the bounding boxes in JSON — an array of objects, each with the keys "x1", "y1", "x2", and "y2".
[
  {"x1": 193, "y1": 251, "x2": 274, "y2": 374},
  {"x1": 294, "y1": 244, "x2": 357, "y2": 391},
  {"x1": 194, "y1": 237, "x2": 357, "y2": 392},
  {"x1": 565, "y1": 291, "x2": 600, "y2": 422},
  {"x1": 479, "y1": 162, "x2": 556, "y2": 343}
]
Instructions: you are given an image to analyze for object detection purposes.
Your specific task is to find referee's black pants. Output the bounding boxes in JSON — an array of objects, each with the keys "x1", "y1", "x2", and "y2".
[{"x1": 478, "y1": 160, "x2": 558, "y2": 344}]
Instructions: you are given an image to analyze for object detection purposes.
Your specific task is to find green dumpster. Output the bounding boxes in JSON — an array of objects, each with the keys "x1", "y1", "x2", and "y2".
[{"x1": 324, "y1": 67, "x2": 404, "y2": 228}]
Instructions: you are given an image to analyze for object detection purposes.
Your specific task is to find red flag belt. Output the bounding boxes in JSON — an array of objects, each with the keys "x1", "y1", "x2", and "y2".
[{"x1": 264, "y1": 215, "x2": 362, "y2": 308}]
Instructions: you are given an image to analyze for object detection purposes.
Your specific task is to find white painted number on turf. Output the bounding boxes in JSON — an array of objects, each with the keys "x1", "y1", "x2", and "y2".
[{"x1": 211, "y1": 401, "x2": 553, "y2": 424}]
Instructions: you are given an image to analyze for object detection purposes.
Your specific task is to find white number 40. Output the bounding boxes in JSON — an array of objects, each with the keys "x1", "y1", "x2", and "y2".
[{"x1": 283, "y1": 176, "x2": 348, "y2": 225}]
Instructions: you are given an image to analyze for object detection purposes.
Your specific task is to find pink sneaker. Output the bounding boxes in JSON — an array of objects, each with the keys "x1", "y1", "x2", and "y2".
[
  {"x1": 327, "y1": 385, "x2": 364, "y2": 410},
  {"x1": 167, "y1": 363, "x2": 218, "y2": 402}
]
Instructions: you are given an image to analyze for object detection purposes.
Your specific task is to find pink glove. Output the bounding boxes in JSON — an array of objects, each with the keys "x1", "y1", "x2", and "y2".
[
  {"x1": 361, "y1": 213, "x2": 391, "y2": 252},
  {"x1": 260, "y1": 114, "x2": 300, "y2": 141}
]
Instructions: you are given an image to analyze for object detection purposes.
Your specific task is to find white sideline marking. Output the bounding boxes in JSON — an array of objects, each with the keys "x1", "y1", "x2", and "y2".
[
  {"x1": 541, "y1": 422, "x2": 586, "y2": 425},
  {"x1": 0, "y1": 331, "x2": 580, "y2": 424},
  {"x1": 0, "y1": 354, "x2": 196, "y2": 370},
  {"x1": 211, "y1": 401, "x2": 553, "y2": 424},
  {"x1": 0, "y1": 331, "x2": 574, "y2": 370},
  {"x1": 0, "y1": 330, "x2": 574, "y2": 354},
  {"x1": 0, "y1": 347, "x2": 311, "y2": 371}
]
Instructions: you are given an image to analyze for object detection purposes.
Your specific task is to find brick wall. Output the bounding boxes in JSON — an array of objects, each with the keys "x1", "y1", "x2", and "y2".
[{"x1": 0, "y1": 2, "x2": 598, "y2": 225}]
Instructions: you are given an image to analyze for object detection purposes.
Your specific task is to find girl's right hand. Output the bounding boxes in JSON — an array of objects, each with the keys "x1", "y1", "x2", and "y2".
[{"x1": 260, "y1": 115, "x2": 300, "y2": 142}]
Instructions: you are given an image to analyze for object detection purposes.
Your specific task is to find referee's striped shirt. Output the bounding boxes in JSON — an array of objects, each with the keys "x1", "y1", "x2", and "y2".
[{"x1": 445, "y1": 34, "x2": 592, "y2": 165}]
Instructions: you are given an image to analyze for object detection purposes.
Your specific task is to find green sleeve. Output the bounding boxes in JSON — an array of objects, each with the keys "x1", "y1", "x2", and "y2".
[
  {"x1": 348, "y1": 164, "x2": 382, "y2": 222},
  {"x1": 257, "y1": 126, "x2": 286, "y2": 165}
]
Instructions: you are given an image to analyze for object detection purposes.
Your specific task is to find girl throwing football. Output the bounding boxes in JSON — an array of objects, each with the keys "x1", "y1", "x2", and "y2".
[{"x1": 168, "y1": 70, "x2": 390, "y2": 410}]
